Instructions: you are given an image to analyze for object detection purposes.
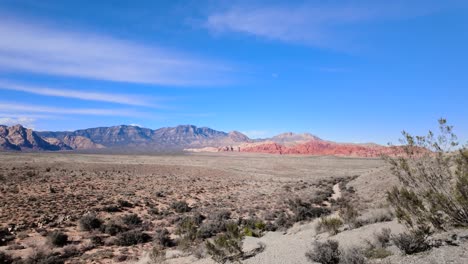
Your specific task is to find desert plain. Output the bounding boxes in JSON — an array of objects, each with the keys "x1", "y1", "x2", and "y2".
[{"x1": 1, "y1": 152, "x2": 467, "y2": 264}]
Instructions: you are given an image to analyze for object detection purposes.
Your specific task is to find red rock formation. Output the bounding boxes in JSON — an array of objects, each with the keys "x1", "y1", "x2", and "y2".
[{"x1": 241, "y1": 140, "x2": 413, "y2": 157}]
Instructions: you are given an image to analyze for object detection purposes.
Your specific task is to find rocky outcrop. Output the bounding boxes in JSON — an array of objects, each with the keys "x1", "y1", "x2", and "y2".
[
  {"x1": 0, "y1": 125, "x2": 65, "y2": 151},
  {"x1": 240, "y1": 140, "x2": 410, "y2": 157},
  {"x1": 62, "y1": 135, "x2": 105, "y2": 150},
  {"x1": 268, "y1": 132, "x2": 322, "y2": 145}
]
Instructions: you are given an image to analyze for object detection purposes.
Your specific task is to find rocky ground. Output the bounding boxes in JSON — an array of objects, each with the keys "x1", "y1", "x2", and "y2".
[{"x1": 1, "y1": 152, "x2": 465, "y2": 264}]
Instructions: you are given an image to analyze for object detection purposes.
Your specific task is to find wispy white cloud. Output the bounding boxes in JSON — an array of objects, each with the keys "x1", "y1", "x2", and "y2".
[
  {"x1": 0, "y1": 116, "x2": 37, "y2": 128},
  {"x1": 0, "y1": 102, "x2": 146, "y2": 117},
  {"x1": 0, "y1": 18, "x2": 232, "y2": 86},
  {"x1": 205, "y1": 1, "x2": 454, "y2": 47},
  {"x1": 0, "y1": 80, "x2": 161, "y2": 107}
]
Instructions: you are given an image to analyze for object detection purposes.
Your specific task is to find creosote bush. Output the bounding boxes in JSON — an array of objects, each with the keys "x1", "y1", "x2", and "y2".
[
  {"x1": 385, "y1": 119, "x2": 468, "y2": 230},
  {"x1": 206, "y1": 223, "x2": 244, "y2": 264}
]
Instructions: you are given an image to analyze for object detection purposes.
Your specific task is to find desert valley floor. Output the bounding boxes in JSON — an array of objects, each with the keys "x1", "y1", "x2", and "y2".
[{"x1": 1, "y1": 152, "x2": 467, "y2": 264}]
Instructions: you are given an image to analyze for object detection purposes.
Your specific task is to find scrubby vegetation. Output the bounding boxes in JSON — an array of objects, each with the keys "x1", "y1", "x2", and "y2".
[
  {"x1": 47, "y1": 230, "x2": 69, "y2": 247},
  {"x1": 391, "y1": 226, "x2": 432, "y2": 255},
  {"x1": 306, "y1": 240, "x2": 367, "y2": 264},
  {"x1": 206, "y1": 223, "x2": 245, "y2": 264},
  {"x1": 383, "y1": 119, "x2": 467, "y2": 256},
  {"x1": 306, "y1": 240, "x2": 340, "y2": 264},
  {"x1": 116, "y1": 230, "x2": 151, "y2": 246},
  {"x1": 385, "y1": 119, "x2": 468, "y2": 230},
  {"x1": 79, "y1": 214, "x2": 103, "y2": 231},
  {"x1": 316, "y1": 217, "x2": 343, "y2": 235}
]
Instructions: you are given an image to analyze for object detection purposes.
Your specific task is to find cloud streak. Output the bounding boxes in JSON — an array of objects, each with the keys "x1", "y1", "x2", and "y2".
[
  {"x1": 0, "y1": 80, "x2": 161, "y2": 107},
  {"x1": 0, "y1": 102, "x2": 146, "y2": 117},
  {"x1": 0, "y1": 18, "x2": 232, "y2": 86},
  {"x1": 205, "y1": 1, "x2": 455, "y2": 47},
  {"x1": 0, "y1": 116, "x2": 37, "y2": 128}
]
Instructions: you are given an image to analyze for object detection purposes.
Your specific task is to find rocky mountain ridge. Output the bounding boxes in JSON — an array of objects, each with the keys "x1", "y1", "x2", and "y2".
[{"x1": 0, "y1": 124, "x2": 406, "y2": 157}]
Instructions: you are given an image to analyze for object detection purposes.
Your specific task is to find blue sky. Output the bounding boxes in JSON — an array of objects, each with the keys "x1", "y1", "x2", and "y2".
[{"x1": 0, "y1": 0, "x2": 467, "y2": 144}]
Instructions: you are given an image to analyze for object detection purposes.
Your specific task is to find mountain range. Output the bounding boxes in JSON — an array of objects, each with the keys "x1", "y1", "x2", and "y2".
[{"x1": 0, "y1": 124, "x2": 403, "y2": 157}]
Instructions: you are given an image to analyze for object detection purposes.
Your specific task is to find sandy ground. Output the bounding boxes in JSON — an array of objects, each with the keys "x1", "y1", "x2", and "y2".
[
  {"x1": 4, "y1": 152, "x2": 464, "y2": 264},
  {"x1": 0, "y1": 152, "x2": 385, "y2": 263}
]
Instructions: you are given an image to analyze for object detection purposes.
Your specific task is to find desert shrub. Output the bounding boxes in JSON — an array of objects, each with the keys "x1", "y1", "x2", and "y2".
[
  {"x1": 148, "y1": 246, "x2": 166, "y2": 263},
  {"x1": 90, "y1": 235, "x2": 104, "y2": 246},
  {"x1": 288, "y1": 199, "x2": 330, "y2": 222},
  {"x1": 210, "y1": 210, "x2": 231, "y2": 221},
  {"x1": 116, "y1": 230, "x2": 151, "y2": 246},
  {"x1": 62, "y1": 245, "x2": 81, "y2": 258},
  {"x1": 354, "y1": 209, "x2": 394, "y2": 227},
  {"x1": 385, "y1": 119, "x2": 468, "y2": 230},
  {"x1": 391, "y1": 226, "x2": 432, "y2": 255},
  {"x1": 198, "y1": 220, "x2": 227, "y2": 239},
  {"x1": 24, "y1": 249, "x2": 64, "y2": 264},
  {"x1": 154, "y1": 228, "x2": 174, "y2": 248},
  {"x1": 0, "y1": 251, "x2": 14, "y2": 264},
  {"x1": 239, "y1": 218, "x2": 266, "y2": 237},
  {"x1": 121, "y1": 214, "x2": 142, "y2": 227},
  {"x1": 206, "y1": 223, "x2": 244, "y2": 264},
  {"x1": 117, "y1": 199, "x2": 134, "y2": 208},
  {"x1": 102, "y1": 205, "x2": 121, "y2": 213},
  {"x1": 316, "y1": 217, "x2": 343, "y2": 235},
  {"x1": 274, "y1": 212, "x2": 293, "y2": 229},
  {"x1": 171, "y1": 201, "x2": 191, "y2": 213},
  {"x1": 340, "y1": 247, "x2": 367, "y2": 264},
  {"x1": 79, "y1": 214, "x2": 102, "y2": 231},
  {"x1": 176, "y1": 217, "x2": 199, "y2": 248},
  {"x1": 364, "y1": 247, "x2": 392, "y2": 259},
  {"x1": 305, "y1": 240, "x2": 340, "y2": 264},
  {"x1": 337, "y1": 199, "x2": 359, "y2": 227},
  {"x1": 374, "y1": 228, "x2": 391, "y2": 248},
  {"x1": 101, "y1": 222, "x2": 126, "y2": 236},
  {"x1": 47, "y1": 231, "x2": 68, "y2": 247}
]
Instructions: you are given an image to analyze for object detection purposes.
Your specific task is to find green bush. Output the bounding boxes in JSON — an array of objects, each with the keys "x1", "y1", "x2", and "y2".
[{"x1": 385, "y1": 119, "x2": 468, "y2": 230}]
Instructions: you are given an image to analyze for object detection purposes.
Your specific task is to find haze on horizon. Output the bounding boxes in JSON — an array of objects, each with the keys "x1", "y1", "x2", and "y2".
[{"x1": 0, "y1": 0, "x2": 467, "y2": 145}]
